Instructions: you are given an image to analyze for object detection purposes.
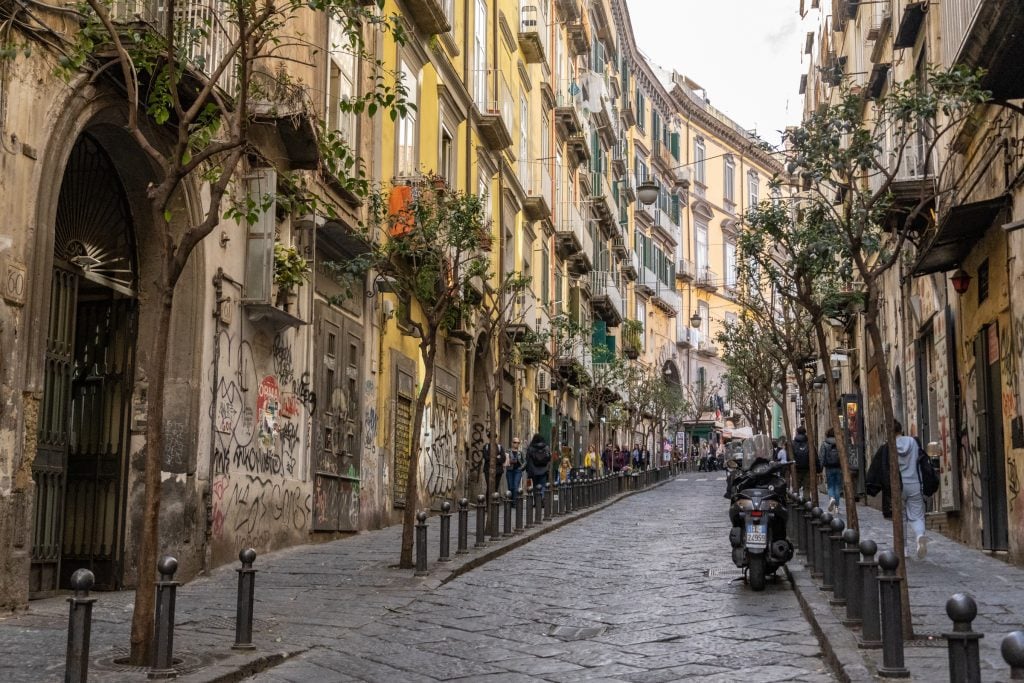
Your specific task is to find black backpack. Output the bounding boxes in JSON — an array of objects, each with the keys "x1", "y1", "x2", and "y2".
[
  {"x1": 822, "y1": 443, "x2": 841, "y2": 468},
  {"x1": 793, "y1": 440, "x2": 810, "y2": 470},
  {"x1": 918, "y1": 453, "x2": 939, "y2": 497}
]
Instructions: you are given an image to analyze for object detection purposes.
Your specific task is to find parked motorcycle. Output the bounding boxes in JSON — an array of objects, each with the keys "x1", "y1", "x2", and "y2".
[{"x1": 726, "y1": 455, "x2": 794, "y2": 590}]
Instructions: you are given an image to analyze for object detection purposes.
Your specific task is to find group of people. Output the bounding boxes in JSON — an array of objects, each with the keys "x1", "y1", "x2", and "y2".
[{"x1": 778, "y1": 422, "x2": 935, "y2": 560}]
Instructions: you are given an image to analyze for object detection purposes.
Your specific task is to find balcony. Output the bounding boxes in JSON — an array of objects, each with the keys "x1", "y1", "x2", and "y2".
[
  {"x1": 554, "y1": 85, "x2": 584, "y2": 139},
  {"x1": 697, "y1": 340, "x2": 719, "y2": 357},
  {"x1": 555, "y1": 202, "x2": 593, "y2": 274},
  {"x1": 622, "y1": 326, "x2": 642, "y2": 360},
  {"x1": 553, "y1": 0, "x2": 580, "y2": 22},
  {"x1": 398, "y1": 0, "x2": 451, "y2": 36},
  {"x1": 523, "y1": 164, "x2": 553, "y2": 221},
  {"x1": 589, "y1": 271, "x2": 624, "y2": 326},
  {"x1": 566, "y1": 133, "x2": 590, "y2": 167},
  {"x1": 507, "y1": 287, "x2": 539, "y2": 339},
  {"x1": 620, "y1": 251, "x2": 639, "y2": 281},
  {"x1": 620, "y1": 100, "x2": 637, "y2": 128},
  {"x1": 474, "y1": 71, "x2": 513, "y2": 151},
  {"x1": 651, "y1": 138, "x2": 677, "y2": 176},
  {"x1": 611, "y1": 236, "x2": 629, "y2": 258},
  {"x1": 555, "y1": 345, "x2": 592, "y2": 387},
  {"x1": 867, "y1": 138, "x2": 934, "y2": 211},
  {"x1": 621, "y1": 174, "x2": 636, "y2": 204},
  {"x1": 611, "y1": 141, "x2": 627, "y2": 177},
  {"x1": 940, "y1": 0, "x2": 1024, "y2": 100},
  {"x1": 566, "y1": 15, "x2": 590, "y2": 56},
  {"x1": 518, "y1": 4, "x2": 548, "y2": 64},
  {"x1": 652, "y1": 282, "x2": 680, "y2": 317},
  {"x1": 651, "y1": 208, "x2": 680, "y2": 246},
  {"x1": 590, "y1": 171, "x2": 617, "y2": 230},
  {"x1": 676, "y1": 258, "x2": 695, "y2": 283},
  {"x1": 695, "y1": 266, "x2": 718, "y2": 292},
  {"x1": 676, "y1": 319, "x2": 700, "y2": 349},
  {"x1": 637, "y1": 265, "x2": 658, "y2": 296}
]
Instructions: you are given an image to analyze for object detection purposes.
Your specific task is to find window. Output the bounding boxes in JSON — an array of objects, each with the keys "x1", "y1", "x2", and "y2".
[
  {"x1": 694, "y1": 137, "x2": 706, "y2": 185},
  {"x1": 699, "y1": 301, "x2": 710, "y2": 341},
  {"x1": 724, "y1": 241, "x2": 737, "y2": 289},
  {"x1": 473, "y1": 0, "x2": 488, "y2": 108},
  {"x1": 519, "y1": 94, "x2": 529, "y2": 188},
  {"x1": 725, "y1": 311, "x2": 738, "y2": 329},
  {"x1": 978, "y1": 258, "x2": 989, "y2": 304},
  {"x1": 696, "y1": 219, "x2": 709, "y2": 273},
  {"x1": 636, "y1": 90, "x2": 646, "y2": 131},
  {"x1": 636, "y1": 300, "x2": 647, "y2": 348},
  {"x1": 396, "y1": 60, "x2": 418, "y2": 176},
  {"x1": 747, "y1": 171, "x2": 759, "y2": 207},
  {"x1": 724, "y1": 155, "x2": 735, "y2": 204},
  {"x1": 327, "y1": 19, "x2": 357, "y2": 144},
  {"x1": 771, "y1": 186, "x2": 782, "y2": 206},
  {"x1": 635, "y1": 156, "x2": 648, "y2": 183},
  {"x1": 440, "y1": 127, "x2": 454, "y2": 186}
]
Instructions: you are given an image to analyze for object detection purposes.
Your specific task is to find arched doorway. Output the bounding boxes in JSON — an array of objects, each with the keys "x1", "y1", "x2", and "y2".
[{"x1": 30, "y1": 133, "x2": 138, "y2": 596}]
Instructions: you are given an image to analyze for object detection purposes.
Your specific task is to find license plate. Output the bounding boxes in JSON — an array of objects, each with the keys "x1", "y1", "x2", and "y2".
[{"x1": 746, "y1": 526, "x2": 767, "y2": 546}]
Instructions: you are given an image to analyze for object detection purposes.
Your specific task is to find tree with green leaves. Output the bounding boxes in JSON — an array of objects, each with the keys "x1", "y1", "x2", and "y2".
[
  {"x1": 754, "y1": 65, "x2": 989, "y2": 636},
  {"x1": 350, "y1": 181, "x2": 491, "y2": 568},
  {"x1": 19, "y1": 0, "x2": 410, "y2": 663},
  {"x1": 716, "y1": 314, "x2": 787, "y2": 435}
]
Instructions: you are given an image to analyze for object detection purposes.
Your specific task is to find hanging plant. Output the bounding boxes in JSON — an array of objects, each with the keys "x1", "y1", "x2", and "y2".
[{"x1": 273, "y1": 242, "x2": 310, "y2": 293}]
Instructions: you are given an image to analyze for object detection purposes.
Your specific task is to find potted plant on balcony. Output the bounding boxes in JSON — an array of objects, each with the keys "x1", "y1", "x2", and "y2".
[
  {"x1": 273, "y1": 242, "x2": 310, "y2": 312},
  {"x1": 622, "y1": 319, "x2": 643, "y2": 359}
]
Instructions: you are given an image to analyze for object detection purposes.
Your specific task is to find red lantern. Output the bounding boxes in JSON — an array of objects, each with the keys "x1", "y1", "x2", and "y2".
[{"x1": 951, "y1": 269, "x2": 972, "y2": 295}]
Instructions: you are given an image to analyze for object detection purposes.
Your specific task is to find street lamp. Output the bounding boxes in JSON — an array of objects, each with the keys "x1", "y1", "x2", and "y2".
[
  {"x1": 636, "y1": 179, "x2": 660, "y2": 206},
  {"x1": 689, "y1": 310, "x2": 702, "y2": 329},
  {"x1": 951, "y1": 268, "x2": 972, "y2": 295}
]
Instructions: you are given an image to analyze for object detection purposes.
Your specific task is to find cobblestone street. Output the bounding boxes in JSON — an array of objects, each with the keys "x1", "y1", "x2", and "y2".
[{"x1": 250, "y1": 476, "x2": 833, "y2": 682}]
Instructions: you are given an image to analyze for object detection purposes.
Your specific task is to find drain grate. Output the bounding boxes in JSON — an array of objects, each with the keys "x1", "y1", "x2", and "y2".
[
  {"x1": 91, "y1": 648, "x2": 215, "y2": 676},
  {"x1": 547, "y1": 625, "x2": 607, "y2": 641},
  {"x1": 905, "y1": 633, "x2": 946, "y2": 648}
]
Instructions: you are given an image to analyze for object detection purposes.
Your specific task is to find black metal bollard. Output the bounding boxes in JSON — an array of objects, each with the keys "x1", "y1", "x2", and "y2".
[
  {"x1": 796, "y1": 497, "x2": 807, "y2": 554},
  {"x1": 515, "y1": 489, "x2": 524, "y2": 532},
  {"x1": 944, "y1": 593, "x2": 982, "y2": 683},
  {"x1": 149, "y1": 556, "x2": 180, "y2": 678},
  {"x1": 787, "y1": 498, "x2": 799, "y2": 545},
  {"x1": 810, "y1": 507, "x2": 824, "y2": 577},
  {"x1": 475, "y1": 494, "x2": 487, "y2": 547},
  {"x1": 502, "y1": 491, "x2": 512, "y2": 537},
  {"x1": 842, "y1": 529, "x2": 862, "y2": 626},
  {"x1": 533, "y1": 483, "x2": 543, "y2": 525},
  {"x1": 828, "y1": 517, "x2": 846, "y2": 604},
  {"x1": 544, "y1": 484, "x2": 553, "y2": 521},
  {"x1": 490, "y1": 491, "x2": 501, "y2": 541},
  {"x1": 556, "y1": 481, "x2": 565, "y2": 515},
  {"x1": 233, "y1": 548, "x2": 257, "y2": 650},
  {"x1": 457, "y1": 498, "x2": 469, "y2": 553},
  {"x1": 64, "y1": 568, "x2": 96, "y2": 683},
  {"x1": 1003, "y1": 631, "x2": 1024, "y2": 680},
  {"x1": 801, "y1": 500, "x2": 813, "y2": 558},
  {"x1": 414, "y1": 511, "x2": 429, "y2": 576},
  {"x1": 877, "y1": 550, "x2": 909, "y2": 677},
  {"x1": 859, "y1": 540, "x2": 882, "y2": 649},
  {"x1": 524, "y1": 484, "x2": 534, "y2": 528},
  {"x1": 819, "y1": 512, "x2": 834, "y2": 588},
  {"x1": 439, "y1": 501, "x2": 452, "y2": 561}
]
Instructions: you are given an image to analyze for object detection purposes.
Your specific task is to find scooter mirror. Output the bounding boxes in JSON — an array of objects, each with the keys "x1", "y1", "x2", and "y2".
[
  {"x1": 926, "y1": 441, "x2": 941, "y2": 457},
  {"x1": 725, "y1": 458, "x2": 739, "y2": 470}
]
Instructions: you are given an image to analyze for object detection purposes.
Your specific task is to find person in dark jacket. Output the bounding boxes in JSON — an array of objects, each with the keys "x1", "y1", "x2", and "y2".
[
  {"x1": 819, "y1": 428, "x2": 842, "y2": 513},
  {"x1": 865, "y1": 420, "x2": 929, "y2": 559},
  {"x1": 524, "y1": 432, "x2": 552, "y2": 493},
  {"x1": 792, "y1": 426, "x2": 813, "y2": 497}
]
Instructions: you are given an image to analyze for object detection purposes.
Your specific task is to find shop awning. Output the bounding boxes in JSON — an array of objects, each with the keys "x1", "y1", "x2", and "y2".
[{"x1": 912, "y1": 196, "x2": 1010, "y2": 276}]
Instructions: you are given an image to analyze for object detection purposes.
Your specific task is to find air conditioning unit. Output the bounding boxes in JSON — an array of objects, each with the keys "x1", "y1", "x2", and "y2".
[{"x1": 537, "y1": 369, "x2": 551, "y2": 393}]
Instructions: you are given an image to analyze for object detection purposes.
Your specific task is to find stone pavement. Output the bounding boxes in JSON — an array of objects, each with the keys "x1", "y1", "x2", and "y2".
[
  {"x1": 247, "y1": 475, "x2": 833, "y2": 683},
  {"x1": 0, "y1": 474, "x2": 836, "y2": 682},
  {"x1": 788, "y1": 499, "x2": 1024, "y2": 682}
]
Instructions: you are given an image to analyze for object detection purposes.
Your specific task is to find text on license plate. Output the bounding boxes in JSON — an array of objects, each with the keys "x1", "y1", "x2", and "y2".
[{"x1": 746, "y1": 528, "x2": 767, "y2": 545}]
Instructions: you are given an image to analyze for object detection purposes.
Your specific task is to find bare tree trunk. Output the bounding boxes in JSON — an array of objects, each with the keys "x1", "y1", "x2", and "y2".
[
  {"x1": 128, "y1": 285, "x2": 174, "y2": 665},
  {"x1": 864, "y1": 294, "x2": 913, "y2": 638},
  {"x1": 814, "y1": 321, "x2": 860, "y2": 530},
  {"x1": 400, "y1": 343, "x2": 436, "y2": 568},
  {"x1": 780, "y1": 388, "x2": 795, "y2": 490}
]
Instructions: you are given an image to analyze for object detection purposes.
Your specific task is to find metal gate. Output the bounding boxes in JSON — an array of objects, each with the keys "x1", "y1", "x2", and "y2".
[{"x1": 311, "y1": 303, "x2": 363, "y2": 531}]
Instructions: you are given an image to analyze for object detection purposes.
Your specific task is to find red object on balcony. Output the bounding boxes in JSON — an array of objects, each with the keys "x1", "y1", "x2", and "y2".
[{"x1": 388, "y1": 185, "x2": 415, "y2": 238}]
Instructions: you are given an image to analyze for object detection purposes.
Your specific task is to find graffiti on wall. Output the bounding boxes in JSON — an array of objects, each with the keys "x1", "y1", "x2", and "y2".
[{"x1": 421, "y1": 397, "x2": 459, "y2": 499}]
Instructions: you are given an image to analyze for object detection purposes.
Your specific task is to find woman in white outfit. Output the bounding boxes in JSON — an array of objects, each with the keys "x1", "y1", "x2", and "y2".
[{"x1": 865, "y1": 420, "x2": 928, "y2": 559}]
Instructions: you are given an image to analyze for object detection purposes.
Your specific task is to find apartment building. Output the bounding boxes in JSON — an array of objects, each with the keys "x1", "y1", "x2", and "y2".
[{"x1": 800, "y1": 0, "x2": 1024, "y2": 562}]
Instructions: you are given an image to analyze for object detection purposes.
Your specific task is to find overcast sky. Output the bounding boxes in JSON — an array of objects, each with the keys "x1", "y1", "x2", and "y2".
[{"x1": 625, "y1": 0, "x2": 809, "y2": 148}]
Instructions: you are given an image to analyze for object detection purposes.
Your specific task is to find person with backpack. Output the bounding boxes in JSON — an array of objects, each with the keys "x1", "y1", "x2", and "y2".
[
  {"x1": 792, "y1": 426, "x2": 812, "y2": 497},
  {"x1": 819, "y1": 428, "x2": 843, "y2": 513},
  {"x1": 524, "y1": 432, "x2": 552, "y2": 495},
  {"x1": 865, "y1": 419, "x2": 938, "y2": 559},
  {"x1": 504, "y1": 436, "x2": 523, "y2": 503}
]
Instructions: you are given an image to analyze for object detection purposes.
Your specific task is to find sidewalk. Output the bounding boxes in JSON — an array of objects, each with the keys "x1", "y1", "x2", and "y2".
[
  {"x1": 0, "y1": 476, "x2": 669, "y2": 683},
  {"x1": 789, "y1": 501, "x2": 1024, "y2": 681}
]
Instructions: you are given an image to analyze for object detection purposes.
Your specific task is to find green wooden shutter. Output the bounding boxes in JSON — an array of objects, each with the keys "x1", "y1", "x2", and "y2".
[{"x1": 671, "y1": 132, "x2": 680, "y2": 160}]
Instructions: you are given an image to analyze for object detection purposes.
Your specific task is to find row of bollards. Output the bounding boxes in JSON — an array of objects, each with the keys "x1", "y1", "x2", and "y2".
[
  {"x1": 788, "y1": 494, "x2": 1024, "y2": 680},
  {"x1": 411, "y1": 470, "x2": 671, "y2": 581},
  {"x1": 64, "y1": 549, "x2": 258, "y2": 682}
]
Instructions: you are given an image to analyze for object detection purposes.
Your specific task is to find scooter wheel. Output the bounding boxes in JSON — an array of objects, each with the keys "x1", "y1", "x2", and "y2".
[{"x1": 748, "y1": 554, "x2": 767, "y2": 591}]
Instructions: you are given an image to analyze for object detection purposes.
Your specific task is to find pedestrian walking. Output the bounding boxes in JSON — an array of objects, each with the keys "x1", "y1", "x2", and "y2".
[
  {"x1": 791, "y1": 426, "x2": 812, "y2": 497},
  {"x1": 865, "y1": 419, "x2": 937, "y2": 560},
  {"x1": 584, "y1": 444, "x2": 598, "y2": 477},
  {"x1": 557, "y1": 447, "x2": 572, "y2": 484},
  {"x1": 505, "y1": 436, "x2": 523, "y2": 503},
  {"x1": 775, "y1": 438, "x2": 788, "y2": 463},
  {"x1": 524, "y1": 433, "x2": 552, "y2": 496},
  {"x1": 613, "y1": 445, "x2": 626, "y2": 472},
  {"x1": 819, "y1": 428, "x2": 842, "y2": 513}
]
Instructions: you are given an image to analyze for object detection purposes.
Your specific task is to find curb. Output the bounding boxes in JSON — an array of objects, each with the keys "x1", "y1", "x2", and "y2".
[{"x1": 786, "y1": 560, "x2": 875, "y2": 682}]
